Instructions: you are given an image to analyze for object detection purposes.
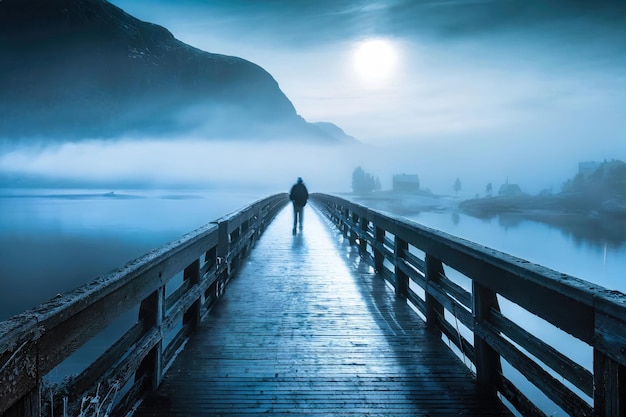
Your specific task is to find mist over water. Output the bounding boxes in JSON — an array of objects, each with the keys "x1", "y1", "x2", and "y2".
[
  {"x1": 3, "y1": 132, "x2": 623, "y2": 197},
  {"x1": 0, "y1": 138, "x2": 356, "y2": 191},
  {"x1": 0, "y1": 189, "x2": 263, "y2": 320},
  {"x1": 1, "y1": 2, "x2": 625, "y2": 415}
]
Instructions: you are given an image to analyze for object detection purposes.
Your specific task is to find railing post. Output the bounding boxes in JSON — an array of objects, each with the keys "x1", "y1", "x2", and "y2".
[
  {"x1": 183, "y1": 259, "x2": 201, "y2": 331},
  {"x1": 358, "y1": 217, "x2": 368, "y2": 255},
  {"x1": 593, "y1": 301, "x2": 626, "y2": 416},
  {"x1": 472, "y1": 281, "x2": 502, "y2": 397},
  {"x1": 137, "y1": 286, "x2": 165, "y2": 390},
  {"x1": 593, "y1": 350, "x2": 626, "y2": 416},
  {"x1": 252, "y1": 207, "x2": 261, "y2": 243},
  {"x1": 216, "y1": 220, "x2": 230, "y2": 296},
  {"x1": 4, "y1": 388, "x2": 41, "y2": 417},
  {"x1": 349, "y1": 212, "x2": 358, "y2": 245},
  {"x1": 342, "y1": 208, "x2": 350, "y2": 238},
  {"x1": 374, "y1": 226, "x2": 385, "y2": 273},
  {"x1": 394, "y1": 236, "x2": 409, "y2": 298},
  {"x1": 425, "y1": 255, "x2": 444, "y2": 337}
]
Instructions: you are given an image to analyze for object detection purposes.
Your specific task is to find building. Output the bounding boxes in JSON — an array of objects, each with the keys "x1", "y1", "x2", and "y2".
[
  {"x1": 392, "y1": 174, "x2": 420, "y2": 193},
  {"x1": 578, "y1": 161, "x2": 601, "y2": 178},
  {"x1": 498, "y1": 182, "x2": 522, "y2": 197}
]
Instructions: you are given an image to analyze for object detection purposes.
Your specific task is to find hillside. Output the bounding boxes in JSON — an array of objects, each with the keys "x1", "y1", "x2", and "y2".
[
  {"x1": 0, "y1": 0, "x2": 336, "y2": 142},
  {"x1": 460, "y1": 160, "x2": 626, "y2": 219}
]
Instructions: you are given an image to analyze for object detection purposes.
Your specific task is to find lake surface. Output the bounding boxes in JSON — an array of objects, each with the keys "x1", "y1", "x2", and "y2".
[
  {"x1": 1, "y1": 189, "x2": 624, "y2": 414},
  {"x1": 405, "y1": 210, "x2": 626, "y2": 294},
  {"x1": 3, "y1": 190, "x2": 622, "y2": 320},
  {"x1": 0, "y1": 189, "x2": 265, "y2": 320}
]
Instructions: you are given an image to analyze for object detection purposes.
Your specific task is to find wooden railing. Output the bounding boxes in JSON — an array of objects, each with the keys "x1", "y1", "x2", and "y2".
[
  {"x1": 0, "y1": 193, "x2": 289, "y2": 417},
  {"x1": 312, "y1": 193, "x2": 626, "y2": 417}
]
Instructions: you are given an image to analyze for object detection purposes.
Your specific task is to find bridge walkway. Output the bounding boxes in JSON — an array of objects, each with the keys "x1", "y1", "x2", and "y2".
[{"x1": 134, "y1": 203, "x2": 512, "y2": 416}]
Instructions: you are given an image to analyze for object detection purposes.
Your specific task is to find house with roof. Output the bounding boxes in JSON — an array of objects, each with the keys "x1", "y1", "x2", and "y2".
[
  {"x1": 578, "y1": 161, "x2": 602, "y2": 178},
  {"x1": 392, "y1": 174, "x2": 420, "y2": 193},
  {"x1": 498, "y1": 179, "x2": 523, "y2": 197}
]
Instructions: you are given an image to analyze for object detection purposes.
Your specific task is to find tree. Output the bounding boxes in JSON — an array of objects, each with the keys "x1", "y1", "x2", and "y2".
[
  {"x1": 606, "y1": 162, "x2": 626, "y2": 196},
  {"x1": 453, "y1": 177, "x2": 461, "y2": 195},
  {"x1": 485, "y1": 182, "x2": 492, "y2": 197},
  {"x1": 572, "y1": 172, "x2": 585, "y2": 192},
  {"x1": 374, "y1": 176, "x2": 382, "y2": 191},
  {"x1": 352, "y1": 166, "x2": 376, "y2": 193}
]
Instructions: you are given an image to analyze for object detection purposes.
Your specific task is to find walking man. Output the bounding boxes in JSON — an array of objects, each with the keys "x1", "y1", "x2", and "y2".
[{"x1": 289, "y1": 177, "x2": 309, "y2": 235}]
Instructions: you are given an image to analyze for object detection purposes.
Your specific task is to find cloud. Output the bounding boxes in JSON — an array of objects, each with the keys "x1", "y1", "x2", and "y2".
[
  {"x1": 0, "y1": 138, "x2": 360, "y2": 192},
  {"x1": 107, "y1": 0, "x2": 626, "y2": 146}
]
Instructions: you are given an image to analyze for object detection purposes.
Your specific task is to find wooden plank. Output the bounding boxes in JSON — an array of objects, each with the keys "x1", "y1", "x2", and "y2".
[
  {"x1": 434, "y1": 309, "x2": 475, "y2": 364},
  {"x1": 498, "y1": 375, "x2": 547, "y2": 417},
  {"x1": 490, "y1": 308, "x2": 593, "y2": 397},
  {"x1": 1, "y1": 194, "x2": 287, "y2": 416},
  {"x1": 473, "y1": 281, "x2": 502, "y2": 397},
  {"x1": 394, "y1": 236, "x2": 409, "y2": 298},
  {"x1": 593, "y1": 348, "x2": 626, "y2": 417},
  {"x1": 311, "y1": 193, "x2": 626, "y2": 417},
  {"x1": 0, "y1": 318, "x2": 40, "y2": 413},
  {"x1": 67, "y1": 320, "x2": 145, "y2": 400},
  {"x1": 312, "y1": 194, "x2": 605, "y2": 344},
  {"x1": 476, "y1": 321, "x2": 593, "y2": 416},
  {"x1": 425, "y1": 255, "x2": 445, "y2": 336},
  {"x1": 134, "y1": 204, "x2": 513, "y2": 417}
]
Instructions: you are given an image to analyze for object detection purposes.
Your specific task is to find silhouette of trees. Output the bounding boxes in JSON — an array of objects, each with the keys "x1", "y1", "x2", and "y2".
[
  {"x1": 561, "y1": 160, "x2": 626, "y2": 198},
  {"x1": 352, "y1": 166, "x2": 380, "y2": 193},
  {"x1": 486, "y1": 182, "x2": 492, "y2": 196},
  {"x1": 453, "y1": 177, "x2": 461, "y2": 195}
]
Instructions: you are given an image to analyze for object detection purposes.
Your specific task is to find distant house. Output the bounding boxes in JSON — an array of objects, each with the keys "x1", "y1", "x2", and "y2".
[
  {"x1": 393, "y1": 174, "x2": 420, "y2": 193},
  {"x1": 498, "y1": 182, "x2": 522, "y2": 197},
  {"x1": 578, "y1": 161, "x2": 601, "y2": 178}
]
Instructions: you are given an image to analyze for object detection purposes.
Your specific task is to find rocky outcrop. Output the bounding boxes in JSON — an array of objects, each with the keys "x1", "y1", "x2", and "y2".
[{"x1": 0, "y1": 0, "x2": 335, "y2": 142}]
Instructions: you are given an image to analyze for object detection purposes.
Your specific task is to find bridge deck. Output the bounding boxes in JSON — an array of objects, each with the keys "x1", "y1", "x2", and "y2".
[{"x1": 134, "y1": 204, "x2": 512, "y2": 416}]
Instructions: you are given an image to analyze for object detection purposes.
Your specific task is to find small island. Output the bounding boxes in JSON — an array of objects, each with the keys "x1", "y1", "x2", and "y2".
[
  {"x1": 460, "y1": 160, "x2": 626, "y2": 218},
  {"x1": 346, "y1": 161, "x2": 626, "y2": 246}
]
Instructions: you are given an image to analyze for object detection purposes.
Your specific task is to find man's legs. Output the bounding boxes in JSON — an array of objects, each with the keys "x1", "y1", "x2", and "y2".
[
  {"x1": 293, "y1": 205, "x2": 304, "y2": 234},
  {"x1": 292, "y1": 205, "x2": 298, "y2": 234}
]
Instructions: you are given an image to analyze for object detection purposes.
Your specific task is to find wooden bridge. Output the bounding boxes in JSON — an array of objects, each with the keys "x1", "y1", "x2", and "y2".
[{"x1": 1, "y1": 193, "x2": 625, "y2": 416}]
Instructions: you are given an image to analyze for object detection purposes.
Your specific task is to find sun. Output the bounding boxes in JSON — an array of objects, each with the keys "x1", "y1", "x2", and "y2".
[{"x1": 353, "y1": 39, "x2": 398, "y2": 86}]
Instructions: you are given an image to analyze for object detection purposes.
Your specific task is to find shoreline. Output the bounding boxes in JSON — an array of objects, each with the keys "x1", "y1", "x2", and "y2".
[{"x1": 346, "y1": 191, "x2": 626, "y2": 246}]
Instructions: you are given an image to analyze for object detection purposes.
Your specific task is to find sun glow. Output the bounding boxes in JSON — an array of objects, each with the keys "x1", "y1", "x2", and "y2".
[{"x1": 353, "y1": 39, "x2": 398, "y2": 86}]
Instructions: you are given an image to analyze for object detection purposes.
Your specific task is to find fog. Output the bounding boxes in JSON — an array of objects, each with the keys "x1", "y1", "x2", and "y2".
[
  {"x1": 1, "y1": 1, "x2": 624, "y2": 194},
  {"x1": 108, "y1": 0, "x2": 626, "y2": 146},
  {"x1": 58, "y1": 0, "x2": 623, "y2": 196},
  {"x1": 1, "y1": 130, "x2": 621, "y2": 196},
  {"x1": 2, "y1": 4, "x2": 625, "y2": 413}
]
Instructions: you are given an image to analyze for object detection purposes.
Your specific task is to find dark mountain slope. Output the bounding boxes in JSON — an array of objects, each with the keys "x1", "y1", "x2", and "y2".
[{"x1": 0, "y1": 0, "x2": 334, "y2": 142}]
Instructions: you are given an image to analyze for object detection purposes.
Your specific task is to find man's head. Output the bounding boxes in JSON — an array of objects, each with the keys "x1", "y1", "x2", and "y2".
[{"x1": 297, "y1": 177, "x2": 303, "y2": 184}]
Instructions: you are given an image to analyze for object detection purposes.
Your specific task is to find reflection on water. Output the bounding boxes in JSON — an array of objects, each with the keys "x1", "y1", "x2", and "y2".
[
  {"x1": 406, "y1": 211, "x2": 626, "y2": 294},
  {"x1": 0, "y1": 189, "x2": 264, "y2": 320}
]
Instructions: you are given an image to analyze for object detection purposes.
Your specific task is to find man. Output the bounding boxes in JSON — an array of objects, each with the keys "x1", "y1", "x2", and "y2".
[{"x1": 289, "y1": 177, "x2": 309, "y2": 234}]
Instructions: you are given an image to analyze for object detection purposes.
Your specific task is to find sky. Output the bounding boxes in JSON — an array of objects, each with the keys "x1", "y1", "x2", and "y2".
[
  {"x1": 104, "y1": 0, "x2": 626, "y2": 141},
  {"x1": 2, "y1": 0, "x2": 626, "y2": 194},
  {"x1": 102, "y1": 0, "x2": 625, "y2": 192}
]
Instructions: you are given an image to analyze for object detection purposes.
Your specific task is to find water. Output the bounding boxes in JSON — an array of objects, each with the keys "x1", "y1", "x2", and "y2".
[
  {"x1": 398, "y1": 210, "x2": 625, "y2": 415},
  {"x1": 405, "y1": 211, "x2": 626, "y2": 294},
  {"x1": 3, "y1": 190, "x2": 622, "y2": 320},
  {"x1": 0, "y1": 189, "x2": 265, "y2": 320},
  {"x1": 1, "y1": 190, "x2": 624, "y2": 415}
]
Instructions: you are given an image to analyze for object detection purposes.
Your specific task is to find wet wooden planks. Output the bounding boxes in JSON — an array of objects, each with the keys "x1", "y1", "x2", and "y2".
[{"x1": 134, "y1": 204, "x2": 512, "y2": 416}]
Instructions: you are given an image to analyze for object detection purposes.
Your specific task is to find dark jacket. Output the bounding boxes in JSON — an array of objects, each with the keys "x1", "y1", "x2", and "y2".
[{"x1": 290, "y1": 182, "x2": 309, "y2": 207}]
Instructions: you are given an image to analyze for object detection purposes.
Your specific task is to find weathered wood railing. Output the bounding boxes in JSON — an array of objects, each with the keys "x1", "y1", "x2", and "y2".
[
  {"x1": 312, "y1": 193, "x2": 626, "y2": 417},
  {"x1": 0, "y1": 193, "x2": 289, "y2": 417}
]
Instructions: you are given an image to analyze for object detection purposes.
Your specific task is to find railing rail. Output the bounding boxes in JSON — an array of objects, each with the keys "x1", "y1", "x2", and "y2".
[
  {"x1": 312, "y1": 193, "x2": 626, "y2": 417},
  {"x1": 0, "y1": 193, "x2": 289, "y2": 417}
]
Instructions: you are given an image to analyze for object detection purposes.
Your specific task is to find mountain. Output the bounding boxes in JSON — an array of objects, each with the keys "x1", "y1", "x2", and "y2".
[
  {"x1": 0, "y1": 0, "x2": 336, "y2": 142},
  {"x1": 312, "y1": 122, "x2": 359, "y2": 144}
]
